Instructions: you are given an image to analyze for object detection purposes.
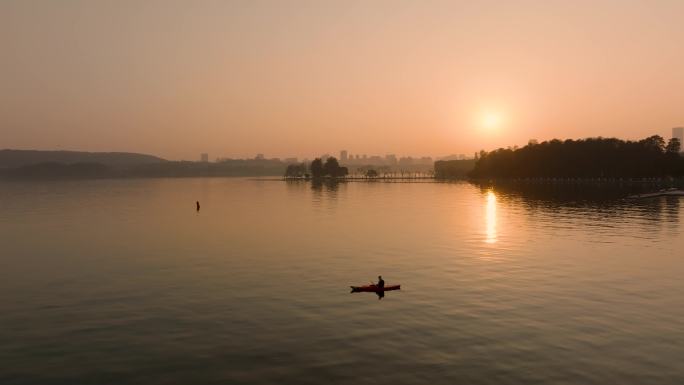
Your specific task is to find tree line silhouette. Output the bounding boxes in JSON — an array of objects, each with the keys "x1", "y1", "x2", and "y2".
[
  {"x1": 434, "y1": 159, "x2": 477, "y2": 179},
  {"x1": 468, "y1": 135, "x2": 683, "y2": 179}
]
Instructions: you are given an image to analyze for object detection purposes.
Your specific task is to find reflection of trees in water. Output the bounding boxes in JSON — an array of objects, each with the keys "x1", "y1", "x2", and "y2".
[
  {"x1": 475, "y1": 181, "x2": 662, "y2": 204},
  {"x1": 664, "y1": 198, "x2": 680, "y2": 237},
  {"x1": 473, "y1": 181, "x2": 680, "y2": 235},
  {"x1": 310, "y1": 179, "x2": 341, "y2": 193},
  {"x1": 309, "y1": 179, "x2": 345, "y2": 211},
  {"x1": 284, "y1": 179, "x2": 309, "y2": 190},
  {"x1": 665, "y1": 197, "x2": 680, "y2": 221}
]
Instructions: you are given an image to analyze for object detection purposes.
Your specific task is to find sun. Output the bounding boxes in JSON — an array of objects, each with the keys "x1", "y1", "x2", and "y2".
[{"x1": 481, "y1": 112, "x2": 501, "y2": 130}]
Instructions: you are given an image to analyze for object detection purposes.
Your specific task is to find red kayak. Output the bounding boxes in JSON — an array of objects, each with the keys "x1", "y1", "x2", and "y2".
[{"x1": 350, "y1": 284, "x2": 400, "y2": 293}]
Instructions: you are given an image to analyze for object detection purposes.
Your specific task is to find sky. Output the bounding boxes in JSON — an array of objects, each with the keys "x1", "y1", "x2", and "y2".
[{"x1": 2, "y1": 0, "x2": 684, "y2": 161}]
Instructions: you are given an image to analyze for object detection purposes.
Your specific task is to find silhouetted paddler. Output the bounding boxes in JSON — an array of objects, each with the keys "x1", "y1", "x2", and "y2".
[{"x1": 196, "y1": 201, "x2": 200, "y2": 211}]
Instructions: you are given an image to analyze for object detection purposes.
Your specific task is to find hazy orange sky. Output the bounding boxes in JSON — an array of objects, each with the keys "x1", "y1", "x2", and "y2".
[{"x1": 2, "y1": 0, "x2": 684, "y2": 160}]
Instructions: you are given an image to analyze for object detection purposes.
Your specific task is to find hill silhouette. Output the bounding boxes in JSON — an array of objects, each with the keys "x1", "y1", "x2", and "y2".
[
  {"x1": 0, "y1": 149, "x2": 166, "y2": 169},
  {"x1": 3, "y1": 162, "x2": 115, "y2": 179},
  {"x1": 0, "y1": 150, "x2": 290, "y2": 179}
]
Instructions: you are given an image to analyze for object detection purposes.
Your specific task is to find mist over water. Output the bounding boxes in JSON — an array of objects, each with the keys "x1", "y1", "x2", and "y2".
[{"x1": 1, "y1": 178, "x2": 682, "y2": 384}]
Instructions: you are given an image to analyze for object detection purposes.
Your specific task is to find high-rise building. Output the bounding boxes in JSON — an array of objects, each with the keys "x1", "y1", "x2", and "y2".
[
  {"x1": 340, "y1": 150, "x2": 348, "y2": 162},
  {"x1": 673, "y1": 127, "x2": 684, "y2": 145},
  {"x1": 200, "y1": 153, "x2": 209, "y2": 162},
  {"x1": 255, "y1": 153, "x2": 265, "y2": 160}
]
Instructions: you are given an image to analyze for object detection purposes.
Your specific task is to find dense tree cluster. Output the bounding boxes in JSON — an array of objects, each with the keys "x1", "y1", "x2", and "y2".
[
  {"x1": 309, "y1": 157, "x2": 348, "y2": 178},
  {"x1": 434, "y1": 159, "x2": 477, "y2": 179},
  {"x1": 469, "y1": 136, "x2": 683, "y2": 179},
  {"x1": 284, "y1": 163, "x2": 308, "y2": 178},
  {"x1": 365, "y1": 169, "x2": 378, "y2": 178}
]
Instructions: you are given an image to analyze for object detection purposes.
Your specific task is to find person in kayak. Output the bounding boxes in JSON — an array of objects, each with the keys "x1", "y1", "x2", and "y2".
[{"x1": 377, "y1": 275, "x2": 385, "y2": 289}]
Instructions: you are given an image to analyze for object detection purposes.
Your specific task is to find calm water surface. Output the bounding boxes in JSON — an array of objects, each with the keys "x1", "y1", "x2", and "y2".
[{"x1": 1, "y1": 178, "x2": 682, "y2": 384}]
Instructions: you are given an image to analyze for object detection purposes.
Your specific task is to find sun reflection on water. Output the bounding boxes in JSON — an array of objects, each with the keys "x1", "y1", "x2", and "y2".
[{"x1": 485, "y1": 190, "x2": 497, "y2": 244}]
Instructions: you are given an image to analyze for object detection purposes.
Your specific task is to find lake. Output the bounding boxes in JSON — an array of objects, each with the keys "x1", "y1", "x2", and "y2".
[{"x1": 1, "y1": 178, "x2": 682, "y2": 385}]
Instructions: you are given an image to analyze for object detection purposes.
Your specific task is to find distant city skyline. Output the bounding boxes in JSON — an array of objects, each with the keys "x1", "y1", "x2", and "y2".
[{"x1": 215, "y1": 149, "x2": 444, "y2": 164}]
